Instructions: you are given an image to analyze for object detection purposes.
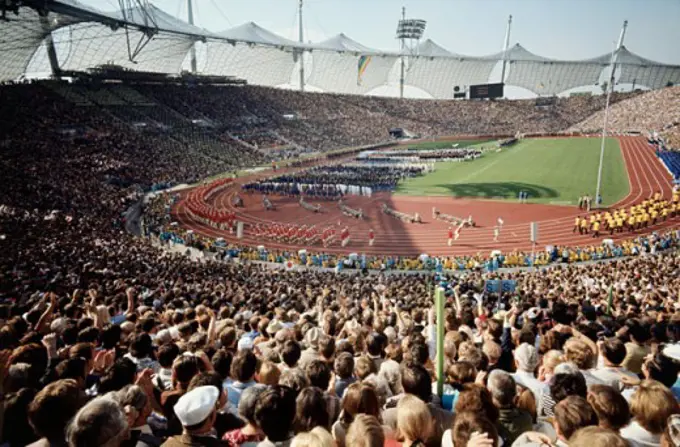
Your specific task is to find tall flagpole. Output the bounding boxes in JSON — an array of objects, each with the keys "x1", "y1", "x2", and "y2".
[
  {"x1": 595, "y1": 20, "x2": 627, "y2": 208},
  {"x1": 298, "y1": 0, "x2": 305, "y2": 91},
  {"x1": 399, "y1": 6, "x2": 406, "y2": 99},
  {"x1": 500, "y1": 15, "x2": 512, "y2": 85}
]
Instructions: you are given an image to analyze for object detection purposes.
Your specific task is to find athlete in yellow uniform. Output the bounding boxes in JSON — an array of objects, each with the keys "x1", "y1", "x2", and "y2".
[{"x1": 592, "y1": 220, "x2": 601, "y2": 238}]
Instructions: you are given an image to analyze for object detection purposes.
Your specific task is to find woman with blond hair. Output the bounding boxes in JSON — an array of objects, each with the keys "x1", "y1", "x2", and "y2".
[
  {"x1": 291, "y1": 427, "x2": 335, "y2": 447},
  {"x1": 621, "y1": 380, "x2": 680, "y2": 447},
  {"x1": 537, "y1": 350, "x2": 564, "y2": 383},
  {"x1": 346, "y1": 414, "x2": 385, "y2": 447},
  {"x1": 569, "y1": 426, "x2": 629, "y2": 447},
  {"x1": 396, "y1": 395, "x2": 435, "y2": 447}
]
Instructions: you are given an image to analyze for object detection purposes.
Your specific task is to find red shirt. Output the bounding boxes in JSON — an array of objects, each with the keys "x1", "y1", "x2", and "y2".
[{"x1": 222, "y1": 428, "x2": 264, "y2": 447}]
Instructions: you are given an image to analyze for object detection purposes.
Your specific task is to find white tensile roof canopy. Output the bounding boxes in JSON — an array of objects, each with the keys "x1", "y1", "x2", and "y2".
[{"x1": 3, "y1": 1, "x2": 679, "y2": 98}]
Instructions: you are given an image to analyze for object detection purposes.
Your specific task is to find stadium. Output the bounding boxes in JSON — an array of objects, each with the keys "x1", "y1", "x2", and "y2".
[{"x1": 1, "y1": 1, "x2": 680, "y2": 446}]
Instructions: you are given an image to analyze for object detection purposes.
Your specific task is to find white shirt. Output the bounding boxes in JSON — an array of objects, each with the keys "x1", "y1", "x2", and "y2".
[
  {"x1": 579, "y1": 369, "x2": 606, "y2": 388},
  {"x1": 621, "y1": 421, "x2": 661, "y2": 447},
  {"x1": 511, "y1": 435, "x2": 566, "y2": 447},
  {"x1": 442, "y1": 429, "x2": 504, "y2": 447},
  {"x1": 592, "y1": 365, "x2": 639, "y2": 391},
  {"x1": 513, "y1": 370, "x2": 544, "y2": 402}
]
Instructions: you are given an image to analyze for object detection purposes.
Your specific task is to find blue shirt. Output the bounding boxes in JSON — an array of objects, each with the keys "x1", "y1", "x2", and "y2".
[
  {"x1": 672, "y1": 377, "x2": 680, "y2": 401},
  {"x1": 335, "y1": 377, "x2": 356, "y2": 398},
  {"x1": 226, "y1": 380, "x2": 257, "y2": 408}
]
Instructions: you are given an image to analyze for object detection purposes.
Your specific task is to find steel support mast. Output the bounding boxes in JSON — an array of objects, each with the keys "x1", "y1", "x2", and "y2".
[
  {"x1": 299, "y1": 0, "x2": 305, "y2": 91},
  {"x1": 500, "y1": 15, "x2": 512, "y2": 85},
  {"x1": 399, "y1": 6, "x2": 406, "y2": 99},
  {"x1": 187, "y1": 0, "x2": 197, "y2": 72},
  {"x1": 595, "y1": 20, "x2": 628, "y2": 208}
]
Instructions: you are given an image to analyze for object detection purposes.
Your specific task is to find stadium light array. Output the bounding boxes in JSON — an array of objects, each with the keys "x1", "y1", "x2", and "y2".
[{"x1": 396, "y1": 19, "x2": 427, "y2": 40}]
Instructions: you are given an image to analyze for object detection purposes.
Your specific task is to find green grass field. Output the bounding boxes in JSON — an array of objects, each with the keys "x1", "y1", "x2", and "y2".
[{"x1": 394, "y1": 137, "x2": 629, "y2": 206}]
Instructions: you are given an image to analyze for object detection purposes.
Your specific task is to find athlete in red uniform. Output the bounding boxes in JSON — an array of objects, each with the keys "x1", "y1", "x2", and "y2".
[{"x1": 341, "y1": 227, "x2": 350, "y2": 247}]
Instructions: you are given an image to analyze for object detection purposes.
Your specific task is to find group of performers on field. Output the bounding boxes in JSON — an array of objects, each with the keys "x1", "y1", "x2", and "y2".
[
  {"x1": 432, "y1": 207, "x2": 475, "y2": 227},
  {"x1": 573, "y1": 190, "x2": 679, "y2": 237},
  {"x1": 381, "y1": 203, "x2": 422, "y2": 224},
  {"x1": 250, "y1": 223, "x2": 345, "y2": 247},
  {"x1": 577, "y1": 193, "x2": 597, "y2": 211},
  {"x1": 184, "y1": 180, "x2": 236, "y2": 230},
  {"x1": 299, "y1": 197, "x2": 322, "y2": 213},
  {"x1": 338, "y1": 199, "x2": 363, "y2": 219}
]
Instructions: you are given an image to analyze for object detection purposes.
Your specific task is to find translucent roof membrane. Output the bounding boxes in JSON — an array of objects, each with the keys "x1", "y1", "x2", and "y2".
[
  {"x1": 203, "y1": 42, "x2": 295, "y2": 86},
  {"x1": 0, "y1": 7, "x2": 80, "y2": 80},
  {"x1": 405, "y1": 58, "x2": 496, "y2": 99},
  {"x1": 217, "y1": 22, "x2": 298, "y2": 47},
  {"x1": 57, "y1": 22, "x2": 194, "y2": 74},
  {"x1": 506, "y1": 61, "x2": 605, "y2": 95},
  {"x1": 307, "y1": 51, "x2": 397, "y2": 94},
  {"x1": 3, "y1": 3, "x2": 680, "y2": 97},
  {"x1": 618, "y1": 64, "x2": 680, "y2": 89}
]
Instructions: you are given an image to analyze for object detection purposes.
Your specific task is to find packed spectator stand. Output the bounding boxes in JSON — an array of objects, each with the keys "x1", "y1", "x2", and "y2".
[
  {"x1": 660, "y1": 152, "x2": 680, "y2": 179},
  {"x1": 1, "y1": 80, "x2": 680, "y2": 447},
  {"x1": 569, "y1": 86, "x2": 680, "y2": 143}
]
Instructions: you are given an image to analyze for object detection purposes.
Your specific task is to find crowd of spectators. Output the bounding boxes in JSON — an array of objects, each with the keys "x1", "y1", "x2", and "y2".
[
  {"x1": 1, "y1": 242, "x2": 680, "y2": 447},
  {"x1": 1, "y1": 80, "x2": 680, "y2": 447},
  {"x1": 47, "y1": 81, "x2": 640, "y2": 154},
  {"x1": 569, "y1": 86, "x2": 680, "y2": 147}
]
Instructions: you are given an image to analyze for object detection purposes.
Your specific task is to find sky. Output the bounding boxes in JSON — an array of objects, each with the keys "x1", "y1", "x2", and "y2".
[{"x1": 85, "y1": 0, "x2": 680, "y2": 64}]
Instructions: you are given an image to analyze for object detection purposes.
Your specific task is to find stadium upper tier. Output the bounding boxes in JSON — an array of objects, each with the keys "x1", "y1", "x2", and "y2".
[{"x1": 3, "y1": 1, "x2": 680, "y2": 97}]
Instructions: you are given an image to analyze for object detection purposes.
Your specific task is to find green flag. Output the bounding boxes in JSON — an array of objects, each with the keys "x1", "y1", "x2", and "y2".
[{"x1": 435, "y1": 287, "x2": 445, "y2": 397}]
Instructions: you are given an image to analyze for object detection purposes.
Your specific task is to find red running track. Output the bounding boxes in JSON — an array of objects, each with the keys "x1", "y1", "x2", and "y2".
[{"x1": 172, "y1": 137, "x2": 678, "y2": 256}]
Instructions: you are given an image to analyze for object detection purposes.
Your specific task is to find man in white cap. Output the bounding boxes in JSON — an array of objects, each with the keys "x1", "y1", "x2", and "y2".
[{"x1": 162, "y1": 385, "x2": 228, "y2": 446}]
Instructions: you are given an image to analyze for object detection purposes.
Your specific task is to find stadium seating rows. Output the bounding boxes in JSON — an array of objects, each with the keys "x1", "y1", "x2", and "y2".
[{"x1": 660, "y1": 151, "x2": 680, "y2": 178}]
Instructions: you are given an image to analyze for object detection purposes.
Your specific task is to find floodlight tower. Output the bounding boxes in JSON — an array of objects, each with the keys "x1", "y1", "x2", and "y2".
[
  {"x1": 594, "y1": 20, "x2": 628, "y2": 209},
  {"x1": 396, "y1": 7, "x2": 426, "y2": 99}
]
